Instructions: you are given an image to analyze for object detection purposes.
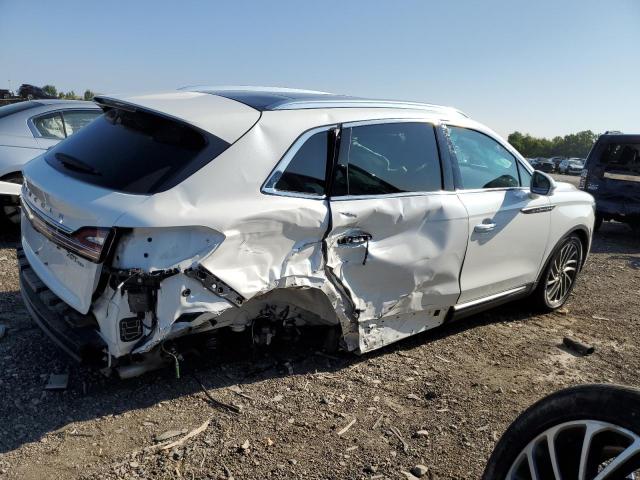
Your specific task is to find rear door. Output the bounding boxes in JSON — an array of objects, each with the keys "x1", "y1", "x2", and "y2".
[
  {"x1": 444, "y1": 125, "x2": 551, "y2": 304},
  {"x1": 325, "y1": 120, "x2": 468, "y2": 326}
]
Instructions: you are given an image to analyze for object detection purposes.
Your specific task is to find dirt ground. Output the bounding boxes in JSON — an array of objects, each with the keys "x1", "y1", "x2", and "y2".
[{"x1": 1, "y1": 182, "x2": 638, "y2": 479}]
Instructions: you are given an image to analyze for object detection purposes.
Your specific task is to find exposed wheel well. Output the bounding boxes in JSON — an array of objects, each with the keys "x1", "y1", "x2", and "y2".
[{"x1": 1, "y1": 171, "x2": 23, "y2": 182}]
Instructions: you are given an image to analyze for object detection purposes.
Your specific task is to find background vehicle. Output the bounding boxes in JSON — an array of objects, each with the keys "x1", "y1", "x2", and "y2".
[
  {"x1": 535, "y1": 158, "x2": 555, "y2": 173},
  {"x1": 580, "y1": 133, "x2": 640, "y2": 232},
  {"x1": 548, "y1": 156, "x2": 566, "y2": 172},
  {"x1": 0, "y1": 100, "x2": 102, "y2": 225},
  {"x1": 18, "y1": 87, "x2": 595, "y2": 377},
  {"x1": 483, "y1": 384, "x2": 640, "y2": 479},
  {"x1": 17, "y1": 84, "x2": 56, "y2": 100},
  {"x1": 0, "y1": 89, "x2": 13, "y2": 99},
  {"x1": 559, "y1": 157, "x2": 585, "y2": 175}
]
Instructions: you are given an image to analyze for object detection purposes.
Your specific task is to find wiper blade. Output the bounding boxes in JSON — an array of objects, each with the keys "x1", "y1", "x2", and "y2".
[{"x1": 55, "y1": 153, "x2": 101, "y2": 176}]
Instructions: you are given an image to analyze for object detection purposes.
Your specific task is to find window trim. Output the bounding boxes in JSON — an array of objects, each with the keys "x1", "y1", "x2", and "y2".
[
  {"x1": 261, "y1": 124, "x2": 337, "y2": 200},
  {"x1": 330, "y1": 118, "x2": 446, "y2": 200},
  {"x1": 28, "y1": 108, "x2": 101, "y2": 139},
  {"x1": 443, "y1": 123, "x2": 534, "y2": 193}
]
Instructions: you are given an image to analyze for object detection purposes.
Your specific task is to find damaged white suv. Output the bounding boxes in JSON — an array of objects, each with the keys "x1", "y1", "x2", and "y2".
[{"x1": 18, "y1": 87, "x2": 595, "y2": 377}]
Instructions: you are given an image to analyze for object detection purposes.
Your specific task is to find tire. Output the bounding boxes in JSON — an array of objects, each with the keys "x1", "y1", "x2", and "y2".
[
  {"x1": 482, "y1": 384, "x2": 640, "y2": 480},
  {"x1": 1, "y1": 173, "x2": 23, "y2": 228},
  {"x1": 530, "y1": 233, "x2": 583, "y2": 312}
]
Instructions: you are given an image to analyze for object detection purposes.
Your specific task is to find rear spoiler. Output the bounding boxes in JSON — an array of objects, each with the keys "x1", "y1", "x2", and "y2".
[{"x1": 0, "y1": 180, "x2": 21, "y2": 196}]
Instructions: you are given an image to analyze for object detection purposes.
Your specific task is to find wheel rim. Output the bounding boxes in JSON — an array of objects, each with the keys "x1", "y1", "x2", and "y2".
[
  {"x1": 545, "y1": 241, "x2": 580, "y2": 308},
  {"x1": 506, "y1": 420, "x2": 640, "y2": 479}
]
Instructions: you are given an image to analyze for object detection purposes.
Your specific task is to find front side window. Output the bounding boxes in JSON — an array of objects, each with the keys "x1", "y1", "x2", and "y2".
[
  {"x1": 62, "y1": 110, "x2": 101, "y2": 136},
  {"x1": 33, "y1": 112, "x2": 65, "y2": 139},
  {"x1": 333, "y1": 122, "x2": 441, "y2": 196},
  {"x1": 266, "y1": 130, "x2": 329, "y2": 196},
  {"x1": 447, "y1": 126, "x2": 520, "y2": 189},
  {"x1": 517, "y1": 160, "x2": 532, "y2": 186}
]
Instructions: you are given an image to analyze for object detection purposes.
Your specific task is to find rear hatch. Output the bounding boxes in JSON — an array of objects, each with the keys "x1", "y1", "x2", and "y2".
[
  {"x1": 582, "y1": 136, "x2": 640, "y2": 215},
  {"x1": 21, "y1": 91, "x2": 260, "y2": 314}
]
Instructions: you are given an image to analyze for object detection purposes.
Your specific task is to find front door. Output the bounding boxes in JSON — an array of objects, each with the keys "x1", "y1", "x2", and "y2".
[
  {"x1": 325, "y1": 120, "x2": 468, "y2": 346},
  {"x1": 444, "y1": 125, "x2": 550, "y2": 303}
]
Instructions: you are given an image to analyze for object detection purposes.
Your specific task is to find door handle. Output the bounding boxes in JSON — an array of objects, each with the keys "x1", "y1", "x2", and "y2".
[
  {"x1": 474, "y1": 222, "x2": 496, "y2": 233},
  {"x1": 337, "y1": 233, "x2": 372, "y2": 247}
]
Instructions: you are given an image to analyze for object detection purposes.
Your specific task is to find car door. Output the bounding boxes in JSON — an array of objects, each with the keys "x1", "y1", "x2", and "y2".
[
  {"x1": 325, "y1": 120, "x2": 468, "y2": 331},
  {"x1": 444, "y1": 124, "x2": 551, "y2": 304}
]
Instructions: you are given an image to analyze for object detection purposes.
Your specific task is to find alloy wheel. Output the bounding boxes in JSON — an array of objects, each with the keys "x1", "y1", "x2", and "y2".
[
  {"x1": 545, "y1": 240, "x2": 580, "y2": 308},
  {"x1": 507, "y1": 420, "x2": 640, "y2": 479}
]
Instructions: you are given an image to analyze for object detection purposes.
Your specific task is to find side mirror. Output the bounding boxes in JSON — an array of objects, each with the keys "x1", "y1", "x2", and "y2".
[{"x1": 530, "y1": 170, "x2": 556, "y2": 196}]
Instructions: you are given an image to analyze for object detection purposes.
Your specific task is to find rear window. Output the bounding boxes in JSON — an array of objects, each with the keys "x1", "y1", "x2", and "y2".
[
  {"x1": 0, "y1": 101, "x2": 42, "y2": 119},
  {"x1": 599, "y1": 143, "x2": 640, "y2": 179},
  {"x1": 45, "y1": 108, "x2": 230, "y2": 194}
]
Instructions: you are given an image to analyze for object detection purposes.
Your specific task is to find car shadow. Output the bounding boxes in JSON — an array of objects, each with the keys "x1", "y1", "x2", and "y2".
[
  {"x1": 0, "y1": 289, "x2": 534, "y2": 454},
  {"x1": 590, "y1": 222, "x2": 639, "y2": 255}
]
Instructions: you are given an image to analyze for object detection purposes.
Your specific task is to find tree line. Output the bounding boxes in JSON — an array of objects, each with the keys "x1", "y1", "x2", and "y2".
[
  {"x1": 42, "y1": 85, "x2": 95, "y2": 101},
  {"x1": 507, "y1": 130, "x2": 597, "y2": 158}
]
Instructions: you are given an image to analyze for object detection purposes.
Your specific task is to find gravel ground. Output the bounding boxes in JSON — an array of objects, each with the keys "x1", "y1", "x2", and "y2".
[{"x1": 0, "y1": 195, "x2": 638, "y2": 479}]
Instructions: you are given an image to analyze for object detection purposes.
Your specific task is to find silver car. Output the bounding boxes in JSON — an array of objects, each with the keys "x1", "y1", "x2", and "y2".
[
  {"x1": 18, "y1": 87, "x2": 595, "y2": 377},
  {"x1": 0, "y1": 100, "x2": 101, "y2": 225}
]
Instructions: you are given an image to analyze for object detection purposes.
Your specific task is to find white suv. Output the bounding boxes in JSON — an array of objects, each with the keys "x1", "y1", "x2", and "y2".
[{"x1": 18, "y1": 87, "x2": 595, "y2": 377}]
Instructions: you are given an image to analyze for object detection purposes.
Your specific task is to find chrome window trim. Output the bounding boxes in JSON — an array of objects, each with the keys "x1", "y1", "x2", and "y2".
[
  {"x1": 272, "y1": 100, "x2": 468, "y2": 118},
  {"x1": 331, "y1": 190, "x2": 456, "y2": 202},
  {"x1": 261, "y1": 124, "x2": 336, "y2": 200},
  {"x1": 27, "y1": 108, "x2": 101, "y2": 139}
]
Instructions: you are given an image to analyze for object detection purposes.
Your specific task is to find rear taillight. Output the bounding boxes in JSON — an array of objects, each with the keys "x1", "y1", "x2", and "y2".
[
  {"x1": 71, "y1": 227, "x2": 114, "y2": 262},
  {"x1": 579, "y1": 170, "x2": 588, "y2": 189}
]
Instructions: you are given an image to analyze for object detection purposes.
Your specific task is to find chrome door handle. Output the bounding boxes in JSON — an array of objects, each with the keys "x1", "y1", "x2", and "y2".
[
  {"x1": 337, "y1": 233, "x2": 372, "y2": 247},
  {"x1": 474, "y1": 223, "x2": 496, "y2": 233}
]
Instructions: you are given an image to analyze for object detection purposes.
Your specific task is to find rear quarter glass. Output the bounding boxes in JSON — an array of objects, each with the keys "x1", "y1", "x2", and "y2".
[{"x1": 44, "y1": 107, "x2": 230, "y2": 194}]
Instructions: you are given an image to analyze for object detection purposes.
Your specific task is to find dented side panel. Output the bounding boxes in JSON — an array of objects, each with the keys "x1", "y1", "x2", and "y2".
[{"x1": 326, "y1": 193, "x2": 469, "y2": 352}]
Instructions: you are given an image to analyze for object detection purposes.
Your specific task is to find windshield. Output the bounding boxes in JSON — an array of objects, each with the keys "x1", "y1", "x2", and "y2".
[{"x1": 45, "y1": 107, "x2": 230, "y2": 194}]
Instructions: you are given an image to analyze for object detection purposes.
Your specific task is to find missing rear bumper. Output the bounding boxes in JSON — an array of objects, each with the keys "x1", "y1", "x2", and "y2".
[{"x1": 18, "y1": 248, "x2": 106, "y2": 364}]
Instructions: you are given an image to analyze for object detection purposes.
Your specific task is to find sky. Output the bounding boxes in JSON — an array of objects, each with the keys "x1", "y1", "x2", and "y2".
[{"x1": 1, "y1": 0, "x2": 638, "y2": 138}]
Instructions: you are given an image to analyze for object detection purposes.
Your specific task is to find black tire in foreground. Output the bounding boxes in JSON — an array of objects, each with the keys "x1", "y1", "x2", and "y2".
[
  {"x1": 530, "y1": 233, "x2": 583, "y2": 312},
  {"x1": 483, "y1": 384, "x2": 640, "y2": 480}
]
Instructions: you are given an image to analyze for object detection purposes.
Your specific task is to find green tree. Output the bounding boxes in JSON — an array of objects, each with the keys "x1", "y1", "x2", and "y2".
[
  {"x1": 42, "y1": 85, "x2": 57, "y2": 97},
  {"x1": 508, "y1": 130, "x2": 597, "y2": 158},
  {"x1": 63, "y1": 91, "x2": 77, "y2": 100},
  {"x1": 83, "y1": 89, "x2": 95, "y2": 101}
]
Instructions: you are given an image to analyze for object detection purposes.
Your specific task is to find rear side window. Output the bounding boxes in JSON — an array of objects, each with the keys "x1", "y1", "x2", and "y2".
[
  {"x1": 599, "y1": 143, "x2": 640, "y2": 180},
  {"x1": 33, "y1": 112, "x2": 66, "y2": 139},
  {"x1": 62, "y1": 110, "x2": 101, "y2": 136},
  {"x1": 447, "y1": 126, "x2": 520, "y2": 189},
  {"x1": 45, "y1": 108, "x2": 230, "y2": 194},
  {"x1": 332, "y1": 122, "x2": 442, "y2": 196},
  {"x1": 265, "y1": 130, "x2": 329, "y2": 196}
]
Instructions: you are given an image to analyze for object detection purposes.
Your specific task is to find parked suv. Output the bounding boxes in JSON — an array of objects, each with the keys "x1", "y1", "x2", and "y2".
[
  {"x1": 18, "y1": 87, "x2": 595, "y2": 377},
  {"x1": 580, "y1": 133, "x2": 640, "y2": 232}
]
